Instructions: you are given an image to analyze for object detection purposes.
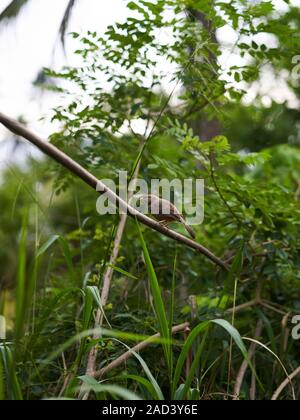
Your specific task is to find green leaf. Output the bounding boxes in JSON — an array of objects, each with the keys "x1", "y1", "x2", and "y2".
[
  {"x1": 36, "y1": 235, "x2": 74, "y2": 278},
  {"x1": 234, "y1": 72, "x2": 241, "y2": 83},
  {"x1": 136, "y1": 221, "x2": 172, "y2": 372},
  {"x1": 15, "y1": 213, "x2": 27, "y2": 340},
  {"x1": 85, "y1": 286, "x2": 111, "y2": 328},
  {"x1": 118, "y1": 374, "x2": 161, "y2": 400},
  {"x1": 107, "y1": 264, "x2": 139, "y2": 280},
  {"x1": 112, "y1": 339, "x2": 164, "y2": 401},
  {"x1": 35, "y1": 235, "x2": 60, "y2": 259},
  {"x1": 79, "y1": 379, "x2": 142, "y2": 400},
  {"x1": 172, "y1": 319, "x2": 251, "y2": 397},
  {"x1": 0, "y1": 345, "x2": 23, "y2": 400}
]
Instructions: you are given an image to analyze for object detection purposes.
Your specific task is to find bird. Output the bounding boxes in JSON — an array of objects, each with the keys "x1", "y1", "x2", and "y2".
[{"x1": 136, "y1": 194, "x2": 196, "y2": 239}]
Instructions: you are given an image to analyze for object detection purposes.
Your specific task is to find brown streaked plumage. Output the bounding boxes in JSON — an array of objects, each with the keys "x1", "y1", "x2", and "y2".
[{"x1": 138, "y1": 194, "x2": 196, "y2": 239}]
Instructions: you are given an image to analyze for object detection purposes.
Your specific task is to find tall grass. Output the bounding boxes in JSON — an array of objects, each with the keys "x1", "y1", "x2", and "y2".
[
  {"x1": 136, "y1": 223, "x2": 254, "y2": 400},
  {"x1": 0, "y1": 344, "x2": 23, "y2": 400},
  {"x1": 137, "y1": 222, "x2": 172, "y2": 380},
  {"x1": 1, "y1": 215, "x2": 295, "y2": 400}
]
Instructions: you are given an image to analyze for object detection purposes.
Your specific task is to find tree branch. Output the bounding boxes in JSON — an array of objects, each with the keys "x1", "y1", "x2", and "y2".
[
  {"x1": 271, "y1": 366, "x2": 300, "y2": 401},
  {"x1": 233, "y1": 320, "x2": 263, "y2": 400},
  {"x1": 92, "y1": 322, "x2": 190, "y2": 380},
  {"x1": 0, "y1": 112, "x2": 227, "y2": 270}
]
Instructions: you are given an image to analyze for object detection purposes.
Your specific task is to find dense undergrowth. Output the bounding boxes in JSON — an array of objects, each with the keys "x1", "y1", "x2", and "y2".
[{"x1": 1, "y1": 0, "x2": 300, "y2": 400}]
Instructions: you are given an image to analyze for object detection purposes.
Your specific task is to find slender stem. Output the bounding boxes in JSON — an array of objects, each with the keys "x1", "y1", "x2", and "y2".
[
  {"x1": 233, "y1": 320, "x2": 263, "y2": 400},
  {"x1": 227, "y1": 273, "x2": 238, "y2": 393},
  {"x1": 226, "y1": 299, "x2": 260, "y2": 314},
  {"x1": 82, "y1": 146, "x2": 144, "y2": 399},
  {"x1": 93, "y1": 322, "x2": 190, "y2": 380},
  {"x1": 272, "y1": 366, "x2": 300, "y2": 401},
  {"x1": 84, "y1": 85, "x2": 155, "y2": 393}
]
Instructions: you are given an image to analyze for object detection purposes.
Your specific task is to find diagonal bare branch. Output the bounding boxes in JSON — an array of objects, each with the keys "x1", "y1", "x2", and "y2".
[
  {"x1": 0, "y1": 112, "x2": 228, "y2": 270},
  {"x1": 272, "y1": 366, "x2": 300, "y2": 401},
  {"x1": 59, "y1": 0, "x2": 77, "y2": 49},
  {"x1": 93, "y1": 322, "x2": 190, "y2": 380}
]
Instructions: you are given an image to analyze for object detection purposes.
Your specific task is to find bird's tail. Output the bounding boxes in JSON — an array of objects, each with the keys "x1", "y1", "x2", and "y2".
[{"x1": 180, "y1": 217, "x2": 196, "y2": 239}]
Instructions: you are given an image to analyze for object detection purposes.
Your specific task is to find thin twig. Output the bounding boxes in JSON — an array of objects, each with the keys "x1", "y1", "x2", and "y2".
[
  {"x1": 83, "y1": 89, "x2": 154, "y2": 397},
  {"x1": 227, "y1": 282, "x2": 262, "y2": 315},
  {"x1": 271, "y1": 366, "x2": 300, "y2": 401},
  {"x1": 0, "y1": 112, "x2": 227, "y2": 270},
  {"x1": 250, "y1": 355, "x2": 257, "y2": 400},
  {"x1": 92, "y1": 322, "x2": 190, "y2": 379},
  {"x1": 260, "y1": 301, "x2": 287, "y2": 316},
  {"x1": 233, "y1": 320, "x2": 263, "y2": 400},
  {"x1": 82, "y1": 146, "x2": 144, "y2": 399},
  {"x1": 226, "y1": 299, "x2": 260, "y2": 315}
]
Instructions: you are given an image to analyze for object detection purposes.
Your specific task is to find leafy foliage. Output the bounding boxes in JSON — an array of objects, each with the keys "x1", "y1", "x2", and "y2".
[{"x1": 0, "y1": 0, "x2": 300, "y2": 401}]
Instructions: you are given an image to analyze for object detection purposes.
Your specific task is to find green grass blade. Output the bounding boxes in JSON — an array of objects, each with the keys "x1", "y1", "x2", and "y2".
[
  {"x1": 80, "y1": 338, "x2": 164, "y2": 400},
  {"x1": 107, "y1": 264, "x2": 139, "y2": 281},
  {"x1": 168, "y1": 250, "x2": 177, "y2": 390},
  {"x1": 86, "y1": 286, "x2": 111, "y2": 328},
  {"x1": 79, "y1": 375, "x2": 142, "y2": 400},
  {"x1": 82, "y1": 384, "x2": 142, "y2": 401},
  {"x1": 136, "y1": 222, "x2": 171, "y2": 371},
  {"x1": 172, "y1": 319, "x2": 252, "y2": 397},
  {"x1": 0, "y1": 345, "x2": 23, "y2": 400},
  {"x1": 213, "y1": 319, "x2": 248, "y2": 358},
  {"x1": 172, "y1": 321, "x2": 210, "y2": 396},
  {"x1": 15, "y1": 214, "x2": 27, "y2": 340},
  {"x1": 174, "y1": 384, "x2": 185, "y2": 400},
  {"x1": 42, "y1": 327, "x2": 165, "y2": 365},
  {"x1": 116, "y1": 374, "x2": 160, "y2": 400},
  {"x1": 36, "y1": 235, "x2": 74, "y2": 278},
  {"x1": 179, "y1": 338, "x2": 204, "y2": 400},
  {"x1": 243, "y1": 337, "x2": 295, "y2": 400},
  {"x1": 82, "y1": 287, "x2": 93, "y2": 332},
  {"x1": 57, "y1": 236, "x2": 75, "y2": 278},
  {"x1": 112, "y1": 338, "x2": 164, "y2": 401},
  {"x1": 35, "y1": 234, "x2": 60, "y2": 259}
]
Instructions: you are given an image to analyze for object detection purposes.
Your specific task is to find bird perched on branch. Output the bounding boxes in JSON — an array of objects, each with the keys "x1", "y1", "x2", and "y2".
[{"x1": 137, "y1": 194, "x2": 196, "y2": 239}]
